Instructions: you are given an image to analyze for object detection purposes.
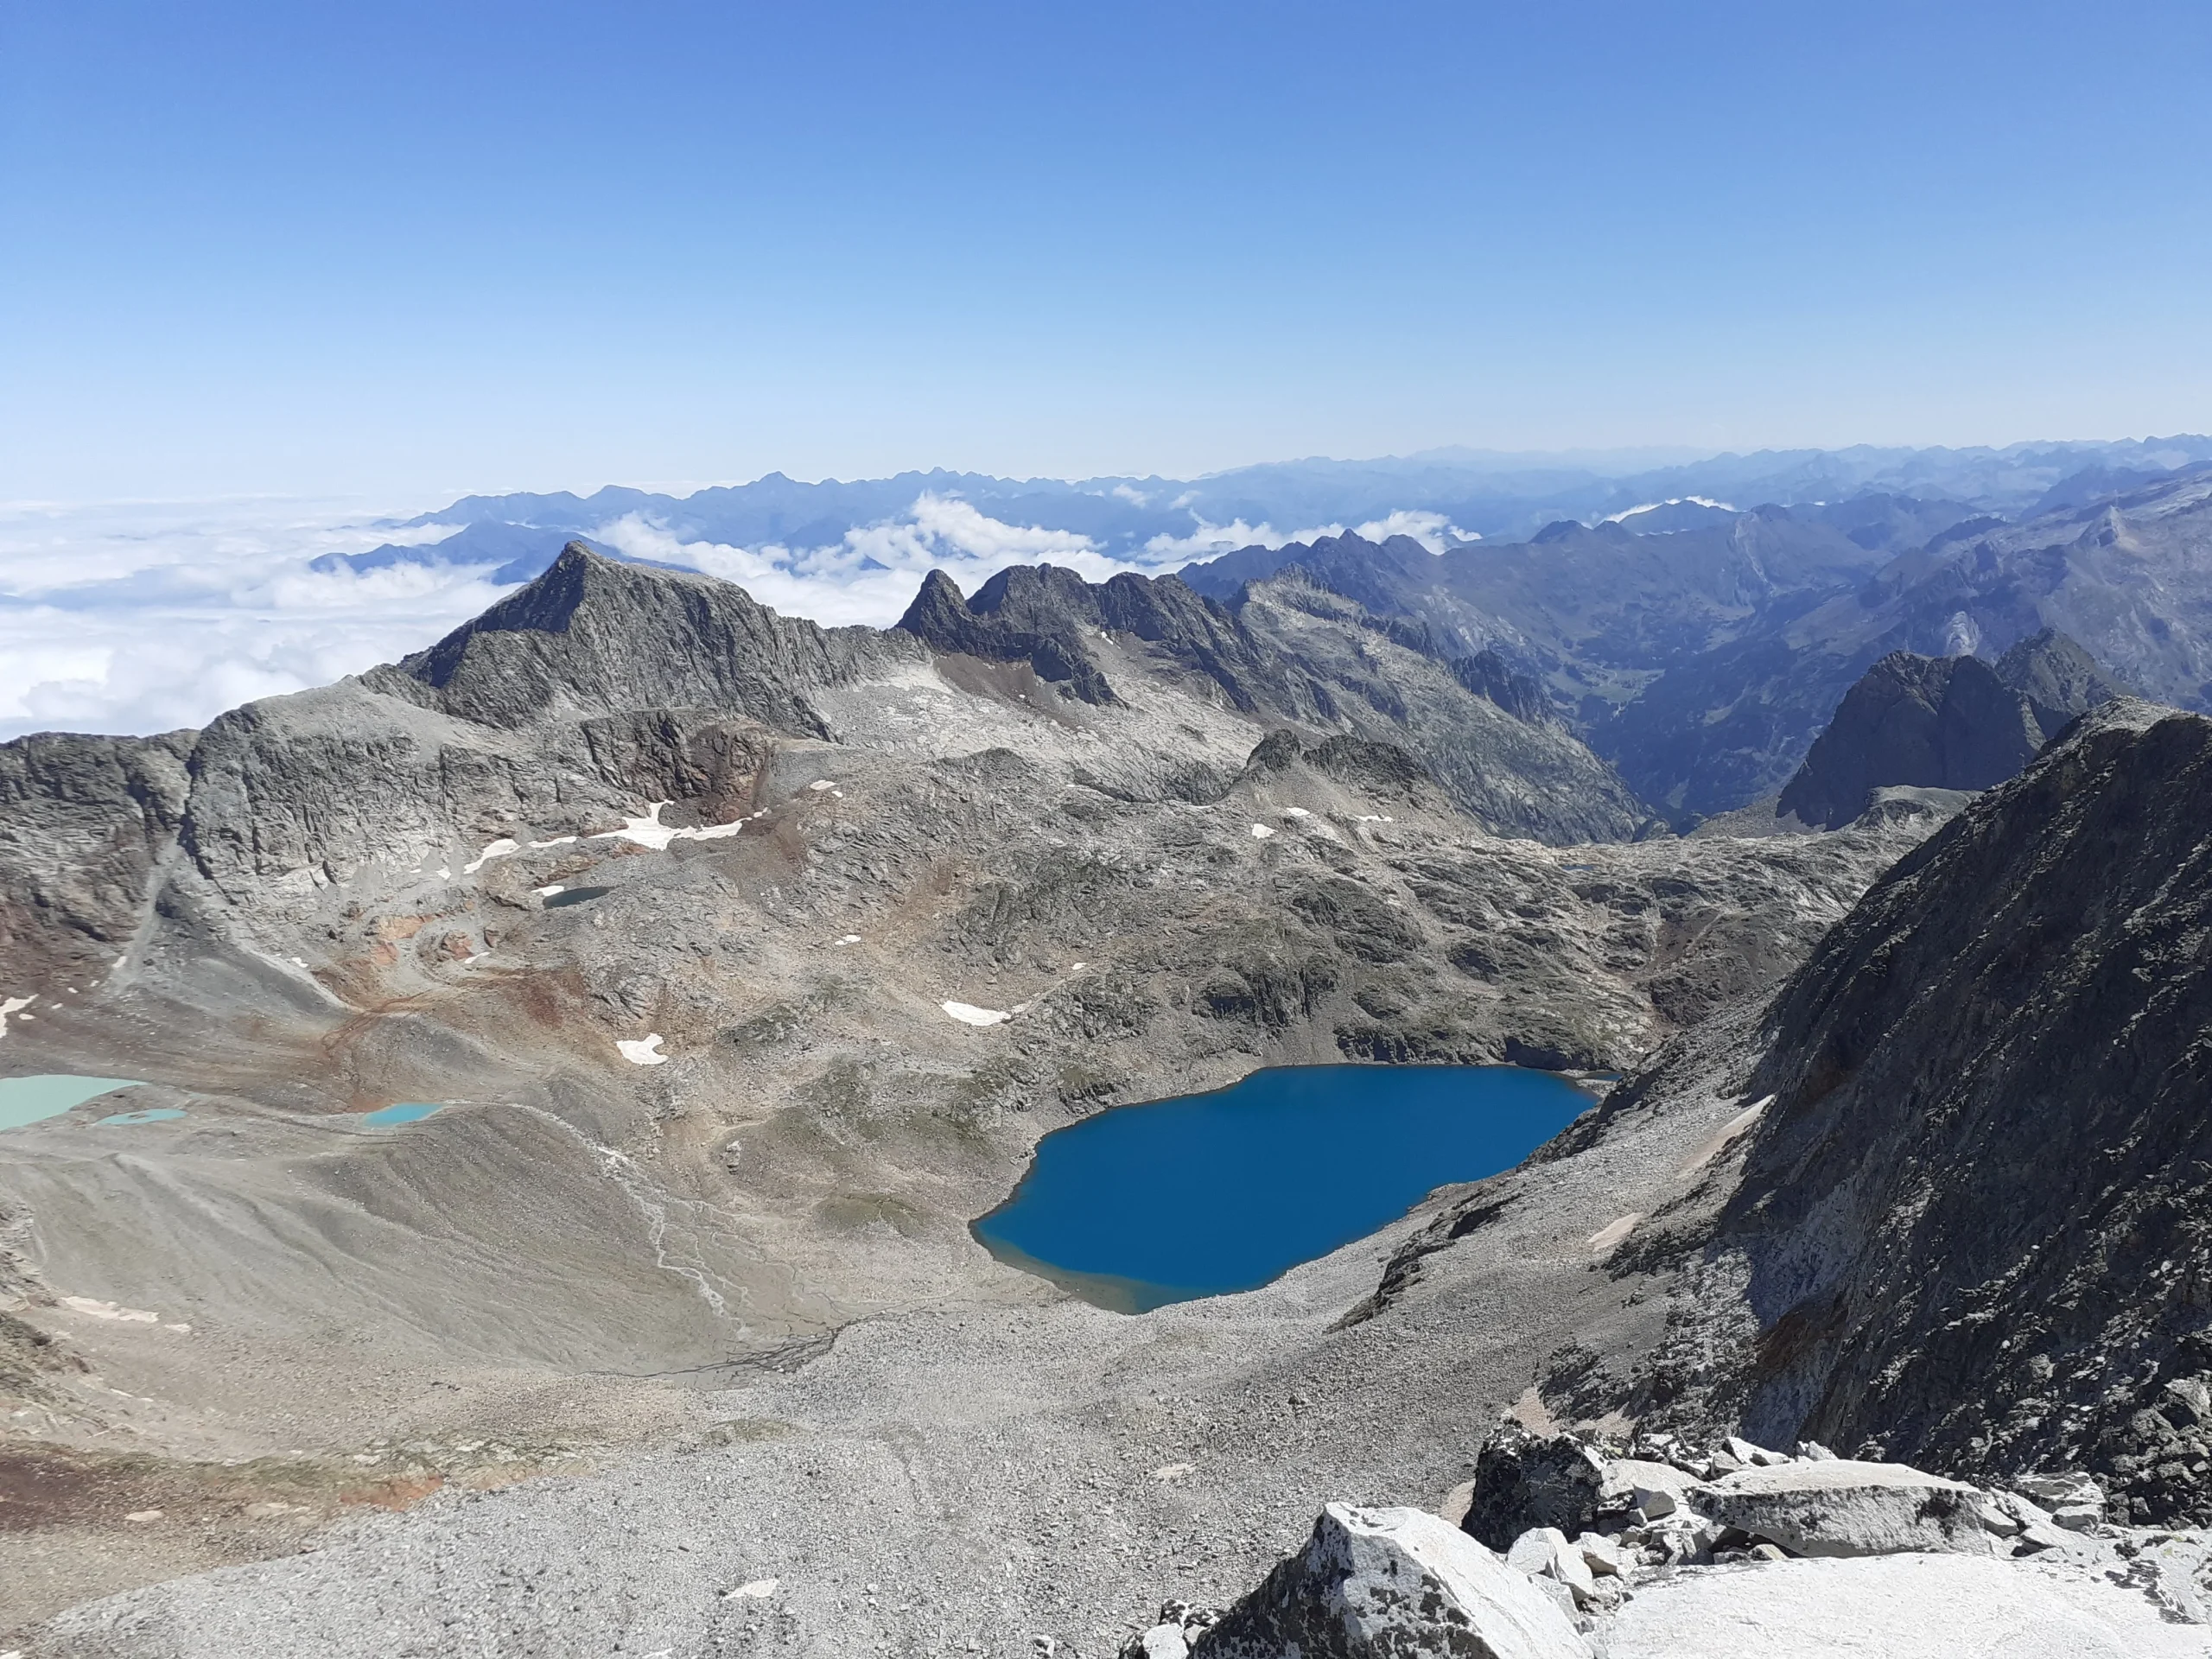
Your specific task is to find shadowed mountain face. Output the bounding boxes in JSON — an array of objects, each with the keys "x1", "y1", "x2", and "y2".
[
  {"x1": 1722, "y1": 705, "x2": 2212, "y2": 1522},
  {"x1": 1375, "y1": 702, "x2": 2212, "y2": 1532},
  {"x1": 1774, "y1": 631, "x2": 2124, "y2": 829}
]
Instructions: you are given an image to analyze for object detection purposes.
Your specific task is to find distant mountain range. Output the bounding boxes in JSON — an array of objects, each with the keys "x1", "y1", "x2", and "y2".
[
  {"x1": 309, "y1": 439, "x2": 2212, "y2": 825},
  {"x1": 321, "y1": 437, "x2": 2212, "y2": 582}
]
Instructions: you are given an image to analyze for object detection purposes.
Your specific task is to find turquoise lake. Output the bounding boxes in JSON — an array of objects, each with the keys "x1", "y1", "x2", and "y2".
[
  {"x1": 363, "y1": 1103, "x2": 444, "y2": 1127},
  {"x1": 0, "y1": 1074, "x2": 144, "y2": 1131},
  {"x1": 971, "y1": 1064, "x2": 1594, "y2": 1312}
]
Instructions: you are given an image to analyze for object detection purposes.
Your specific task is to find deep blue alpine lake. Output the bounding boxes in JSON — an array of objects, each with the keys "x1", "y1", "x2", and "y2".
[{"x1": 971, "y1": 1064, "x2": 1594, "y2": 1313}]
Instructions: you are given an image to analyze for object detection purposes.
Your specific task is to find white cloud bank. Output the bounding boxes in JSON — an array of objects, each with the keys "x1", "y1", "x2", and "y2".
[
  {"x1": 598, "y1": 492, "x2": 1183, "y2": 628},
  {"x1": 0, "y1": 499, "x2": 513, "y2": 741},
  {"x1": 0, "y1": 490, "x2": 1478, "y2": 741},
  {"x1": 1142, "y1": 507, "x2": 1474, "y2": 559}
]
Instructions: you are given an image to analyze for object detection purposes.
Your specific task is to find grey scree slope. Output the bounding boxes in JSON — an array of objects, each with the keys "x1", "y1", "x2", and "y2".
[{"x1": 1, "y1": 545, "x2": 1955, "y2": 1653}]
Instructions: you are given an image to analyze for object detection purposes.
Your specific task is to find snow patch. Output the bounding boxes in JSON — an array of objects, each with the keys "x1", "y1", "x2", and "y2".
[
  {"x1": 617, "y1": 1033, "x2": 668, "y2": 1065},
  {"x1": 592, "y1": 802, "x2": 747, "y2": 851},
  {"x1": 941, "y1": 1001, "x2": 1011, "y2": 1027},
  {"x1": 461, "y1": 837, "x2": 518, "y2": 874},
  {"x1": 806, "y1": 779, "x2": 836, "y2": 791},
  {"x1": 0, "y1": 995, "x2": 31, "y2": 1039},
  {"x1": 725, "y1": 1579, "x2": 779, "y2": 1600},
  {"x1": 1587, "y1": 1213, "x2": 1643, "y2": 1255},
  {"x1": 536, "y1": 885, "x2": 566, "y2": 898},
  {"x1": 1281, "y1": 806, "x2": 1312, "y2": 818},
  {"x1": 60, "y1": 1295, "x2": 160, "y2": 1324},
  {"x1": 1249, "y1": 823, "x2": 1276, "y2": 839},
  {"x1": 836, "y1": 934, "x2": 861, "y2": 944},
  {"x1": 529, "y1": 835, "x2": 577, "y2": 849}
]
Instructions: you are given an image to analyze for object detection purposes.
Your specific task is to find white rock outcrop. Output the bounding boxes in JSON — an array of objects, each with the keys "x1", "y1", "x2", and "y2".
[
  {"x1": 1697, "y1": 1459, "x2": 1998, "y2": 1559},
  {"x1": 2011, "y1": 1471, "x2": 2106, "y2": 1531},
  {"x1": 1193, "y1": 1503, "x2": 1590, "y2": 1659},
  {"x1": 1601, "y1": 1457, "x2": 1707, "y2": 1521},
  {"x1": 1505, "y1": 1526, "x2": 1599, "y2": 1607}
]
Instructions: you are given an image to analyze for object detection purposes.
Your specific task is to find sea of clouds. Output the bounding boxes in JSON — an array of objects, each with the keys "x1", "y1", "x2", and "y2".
[{"x1": 0, "y1": 493, "x2": 1467, "y2": 741}]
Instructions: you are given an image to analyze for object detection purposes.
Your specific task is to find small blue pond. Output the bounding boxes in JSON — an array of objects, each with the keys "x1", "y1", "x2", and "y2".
[
  {"x1": 972, "y1": 1065, "x2": 1594, "y2": 1313},
  {"x1": 0, "y1": 1075, "x2": 143, "y2": 1132},
  {"x1": 98, "y1": 1107, "x2": 187, "y2": 1126},
  {"x1": 363, "y1": 1103, "x2": 444, "y2": 1127}
]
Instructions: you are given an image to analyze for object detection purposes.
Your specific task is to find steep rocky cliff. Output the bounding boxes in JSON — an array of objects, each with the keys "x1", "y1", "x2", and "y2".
[
  {"x1": 1462, "y1": 702, "x2": 2212, "y2": 1526},
  {"x1": 1713, "y1": 701, "x2": 2212, "y2": 1522},
  {"x1": 0, "y1": 731, "x2": 196, "y2": 986}
]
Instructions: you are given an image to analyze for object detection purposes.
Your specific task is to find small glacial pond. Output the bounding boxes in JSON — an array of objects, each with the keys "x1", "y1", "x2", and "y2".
[
  {"x1": 362, "y1": 1103, "x2": 444, "y2": 1127},
  {"x1": 971, "y1": 1065, "x2": 1593, "y2": 1313},
  {"x1": 98, "y1": 1107, "x2": 187, "y2": 1126},
  {"x1": 0, "y1": 1074, "x2": 144, "y2": 1132}
]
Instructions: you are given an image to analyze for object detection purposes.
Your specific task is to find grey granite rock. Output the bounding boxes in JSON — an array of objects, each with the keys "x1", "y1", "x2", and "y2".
[
  {"x1": 1695, "y1": 1459, "x2": 1998, "y2": 1559},
  {"x1": 1193, "y1": 1503, "x2": 1589, "y2": 1659}
]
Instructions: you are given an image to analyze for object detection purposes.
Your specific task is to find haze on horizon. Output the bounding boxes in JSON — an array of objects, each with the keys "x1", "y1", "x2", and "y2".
[{"x1": 4, "y1": 1, "x2": 2209, "y2": 503}]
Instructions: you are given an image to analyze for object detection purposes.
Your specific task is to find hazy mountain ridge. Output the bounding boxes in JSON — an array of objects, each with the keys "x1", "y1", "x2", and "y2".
[
  {"x1": 321, "y1": 437, "x2": 2212, "y2": 584},
  {"x1": 1215, "y1": 464, "x2": 2212, "y2": 820}
]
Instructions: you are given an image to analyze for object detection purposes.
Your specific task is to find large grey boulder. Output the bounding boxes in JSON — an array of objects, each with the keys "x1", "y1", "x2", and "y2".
[
  {"x1": 1503, "y1": 1527, "x2": 1599, "y2": 1607},
  {"x1": 1698, "y1": 1460, "x2": 1998, "y2": 1559},
  {"x1": 1192, "y1": 1503, "x2": 1590, "y2": 1659}
]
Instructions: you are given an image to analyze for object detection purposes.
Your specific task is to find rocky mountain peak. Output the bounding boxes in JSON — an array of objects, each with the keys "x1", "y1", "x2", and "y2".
[
  {"x1": 366, "y1": 539, "x2": 903, "y2": 734},
  {"x1": 1996, "y1": 628, "x2": 2128, "y2": 738},
  {"x1": 893, "y1": 563, "x2": 1122, "y2": 703},
  {"x1": 1775, "y1": 632, "x2": 2123, "y2": 830}
]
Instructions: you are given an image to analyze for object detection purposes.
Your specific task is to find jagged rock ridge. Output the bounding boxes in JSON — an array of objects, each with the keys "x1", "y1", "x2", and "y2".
[{"x1": 894, "y1": 558, "x2": 1651, "y2": 843}]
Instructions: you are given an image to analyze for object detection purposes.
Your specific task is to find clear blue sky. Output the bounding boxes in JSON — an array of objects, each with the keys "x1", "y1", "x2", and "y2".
[{"x1": 4, "y1": 1, "x2": 2208, "y2": 500}]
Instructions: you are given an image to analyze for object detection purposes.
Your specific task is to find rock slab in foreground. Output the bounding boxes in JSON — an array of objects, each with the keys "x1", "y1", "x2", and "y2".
[
  {"x1": 1609, "y1": 1553, "x2": 2208, "y2": 1659},
  {"x1": 1697, "y1": 1460, "x2": 1997, "y2": 1559},
  {"x1": 1192, "y1": 1503, "x2": 1589, "y2": 1659}
]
